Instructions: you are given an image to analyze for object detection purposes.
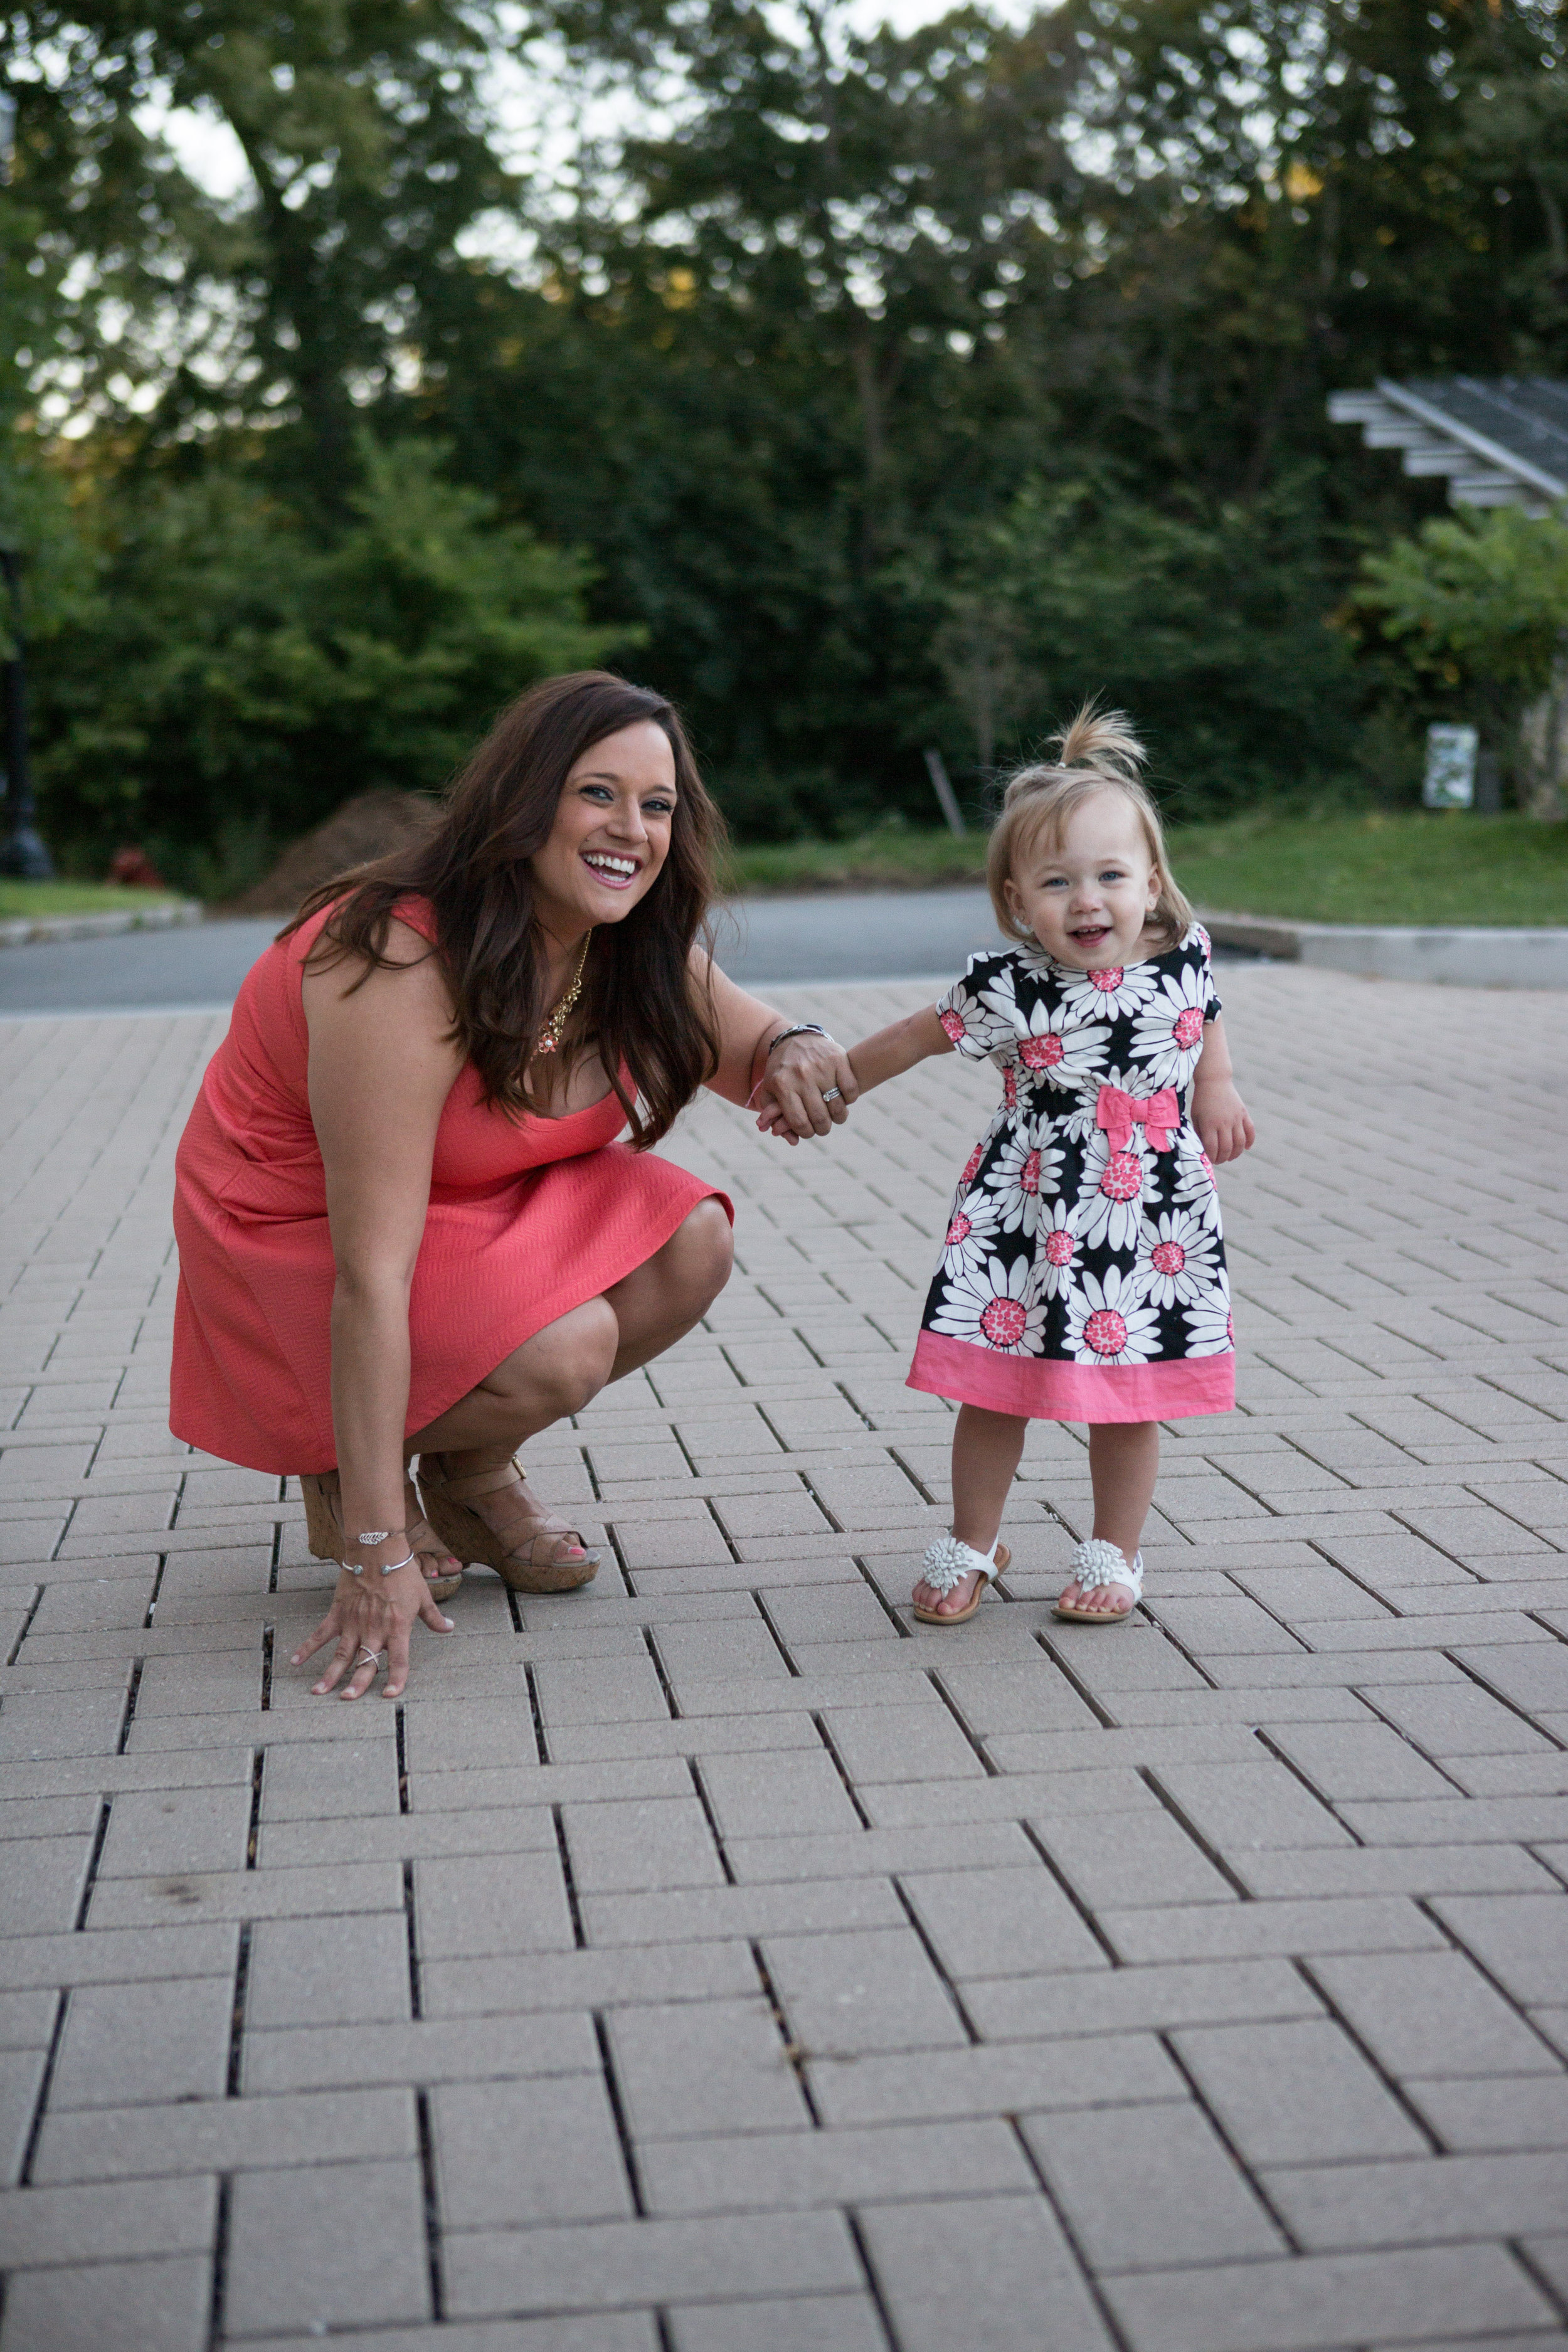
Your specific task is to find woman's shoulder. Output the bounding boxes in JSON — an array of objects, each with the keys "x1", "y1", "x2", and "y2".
[
  {"x1": 386, "y1": 893, "x2": 440, "y2": 951},
  {"x1": 298, "y1": 891, "x2": 439, "y2": 965},
  {"x1": 297, "y1": 896, "x2": 453, "y2": 1037}
]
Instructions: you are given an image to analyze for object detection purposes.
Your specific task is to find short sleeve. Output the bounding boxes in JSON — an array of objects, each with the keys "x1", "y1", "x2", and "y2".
[
  {"x1": 1192, "y1": 923, "x2": 1222, "y2": 1020},
  {"x1": 935, "y1": 951, "x2": 1017, "y2": 1061}
]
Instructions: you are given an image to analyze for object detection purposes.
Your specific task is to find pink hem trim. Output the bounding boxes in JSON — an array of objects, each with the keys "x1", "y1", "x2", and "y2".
[{"x1": 907, "y1": 1330, "x2": 1234, "y2": 1423}]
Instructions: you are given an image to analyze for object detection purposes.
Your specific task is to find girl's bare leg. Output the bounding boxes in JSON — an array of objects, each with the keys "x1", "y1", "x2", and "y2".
[
  {"x1": 911, "y1": 1403, "x2": 1027, "y2": 1619},
  {"x1": 1056, "y1": 1421, "x2": 1160, "y2": 1616},
  {"x1": 407, "y1": 1200, "x2": 734, "y2": 1559}
]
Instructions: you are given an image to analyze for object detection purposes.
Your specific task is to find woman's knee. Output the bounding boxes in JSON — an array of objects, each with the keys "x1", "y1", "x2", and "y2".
[
  {"x1": 490, "y1": 1299, "x2": 618, "y2": 1419},
  {"x1": 664, "y1": 1197, "x2": 734, "y2": 1313}
]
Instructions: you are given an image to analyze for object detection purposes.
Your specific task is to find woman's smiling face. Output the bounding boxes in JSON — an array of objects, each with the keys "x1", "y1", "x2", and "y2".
[
  {"x1": 528, "y1": 721, "x2": 678, "y2": 937},
  {"x1": 1004, "y1": 787, "x2": 1161, "y2": 969}
]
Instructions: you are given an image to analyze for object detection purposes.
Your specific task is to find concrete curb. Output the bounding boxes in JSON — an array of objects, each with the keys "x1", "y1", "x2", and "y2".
[
  {"x1": 0, "y1": 899, "x2": 204, "y2": 950},
  {"x1": 1200, "y1": 909, "x2": 1568, "y2": 988}
]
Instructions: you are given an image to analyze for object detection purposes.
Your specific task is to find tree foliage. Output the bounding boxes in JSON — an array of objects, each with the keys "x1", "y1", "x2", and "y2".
[
  {"x1": 34, "y1": 442, "x2": 618, "y2": 861},
  {"x1": 4, "y1": 0, "x2": 1567, "y2": 858},
  {"x1": 1357, "y1": 506, "x2": 1568, "y2": 705}
]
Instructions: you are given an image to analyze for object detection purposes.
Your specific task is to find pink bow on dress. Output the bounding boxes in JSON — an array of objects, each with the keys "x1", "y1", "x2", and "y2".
[{"x1": 1096, "y1": 1083, "x2": 1180, "y2": 1153}]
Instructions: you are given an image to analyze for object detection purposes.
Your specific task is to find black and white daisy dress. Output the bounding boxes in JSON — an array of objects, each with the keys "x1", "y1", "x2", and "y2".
[{"x1": 907, "y1": 924, "x2": 1235, "y2": 1423}]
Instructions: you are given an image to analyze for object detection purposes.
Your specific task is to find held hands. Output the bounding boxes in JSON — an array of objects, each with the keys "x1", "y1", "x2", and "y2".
[
  {"x1": 753, "y1": 1032, "x2": 859, "y2": 1145},
  {"x1": 1193, "y1": 1074, "x2": 1256, "y2": 1166},
  {"x1": 291, "y1": 1559, "x2": 452, "y2": 1702}
]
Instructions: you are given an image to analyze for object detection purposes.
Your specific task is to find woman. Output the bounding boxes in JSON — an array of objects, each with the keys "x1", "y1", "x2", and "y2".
[{"x1": 170, "y1": 671, "x2": 856, "y2": 1701}]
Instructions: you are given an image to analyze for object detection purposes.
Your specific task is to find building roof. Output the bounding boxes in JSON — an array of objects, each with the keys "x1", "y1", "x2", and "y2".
[{"x1": 1328, "y1": 376, "x2": 1568, "y2": 515}]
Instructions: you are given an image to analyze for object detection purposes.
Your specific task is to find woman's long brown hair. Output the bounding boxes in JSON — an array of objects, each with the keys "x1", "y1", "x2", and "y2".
[{"x1": 288, "y1": 672, "x2": 725, "y2": 1148}]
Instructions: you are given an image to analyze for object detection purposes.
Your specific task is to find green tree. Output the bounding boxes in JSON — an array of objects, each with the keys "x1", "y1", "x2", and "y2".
[
  {"x1": 1357, "y1": 506, "x2": 1568, "y2": 815},
  {"x1": 11, "y1": 0, "x2": 1568, "y2": 847},
  {"x1": 935, "y1": 473, "x2": 1363, "y2": 808},
  {"x1": 3, "y1": 0, "x2": 509, "y2": 489},
  {"x1": 36, "y1": 441, "x2": 620, "y2": 872}
]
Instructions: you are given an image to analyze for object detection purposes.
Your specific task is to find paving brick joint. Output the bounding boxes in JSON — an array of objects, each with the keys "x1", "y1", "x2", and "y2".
[{"x1": 1, "y1": 967, "x2": 1567, "y2": 2352}]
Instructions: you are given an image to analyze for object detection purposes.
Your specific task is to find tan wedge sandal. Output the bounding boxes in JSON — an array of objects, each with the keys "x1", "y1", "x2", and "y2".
[
  {"x1": 298, "y1": 1471, "x2": 464, "y2": 1603},
  {"x1": 416, "y1": 1453, "x2": 600, "y2": 1593}
]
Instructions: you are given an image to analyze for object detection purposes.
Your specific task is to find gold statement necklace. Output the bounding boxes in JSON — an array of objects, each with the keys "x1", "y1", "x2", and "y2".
[{"x1": 536, "y1": 932, "x2": 591, "y2": 1057}]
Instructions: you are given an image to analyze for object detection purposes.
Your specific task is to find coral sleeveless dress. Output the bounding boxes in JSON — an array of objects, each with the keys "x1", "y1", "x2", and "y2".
[{"x1": 170, "y1": 898, "x2": 730, "y2": 1474}]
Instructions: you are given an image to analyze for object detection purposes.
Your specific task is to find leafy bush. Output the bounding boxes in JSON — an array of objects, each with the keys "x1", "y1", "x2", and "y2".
[
  {"x1": 938, "y1": 476, "x2": 1367, "y2": 818},
  {"x1": 34, "y1": 440, "x2": 623, "y2": 865}
]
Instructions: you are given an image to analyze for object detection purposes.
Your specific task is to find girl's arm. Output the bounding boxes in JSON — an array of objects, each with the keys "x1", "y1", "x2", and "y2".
[
  {"x1": 759, "y1": 1005, "x2": 955, "y2": 1140},
  {"x1": 849, "y1": 1006, "x2": 955, "y2": 1093},
  {"x1": 1191, "y1": 1014, "x2": 1255, "y2": 1164}
]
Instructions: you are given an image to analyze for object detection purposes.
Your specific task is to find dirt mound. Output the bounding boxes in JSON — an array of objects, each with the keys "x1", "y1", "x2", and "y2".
[{"x1": 233, "y1": 791, "x2": 441, "y2": 916}]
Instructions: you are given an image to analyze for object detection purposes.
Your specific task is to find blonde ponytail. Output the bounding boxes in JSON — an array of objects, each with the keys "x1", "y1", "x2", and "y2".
[
  {"x1": 985, "y1": 701, "x2": 1194, "y2": 950},
  {"x1": 1048, "y1": 704, "x2": 1147, "y2": 783}
]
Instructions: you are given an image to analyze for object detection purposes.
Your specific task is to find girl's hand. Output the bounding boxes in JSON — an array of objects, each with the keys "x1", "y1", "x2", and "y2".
[
  {"x1": 1194, "y1": 1078, "x2": 1256, "y2": 1165},
  {"x1": 752, "y1": 1084, "x2": 808, "y2": 1143},
  {"x1": 292, "y1": 1560, "x2": 453, "y2": 1701},
  {"x1": 752, "y1": 1034, "x2": 859, "y2": 1142},
  {"x1": 752, "y1": 1077, "x2": 832, "y2": 1145}
]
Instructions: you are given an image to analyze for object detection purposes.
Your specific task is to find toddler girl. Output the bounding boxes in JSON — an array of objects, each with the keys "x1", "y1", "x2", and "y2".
[{"x1": 775, "y1": 707, "x2": 1254, "y2": 1625}]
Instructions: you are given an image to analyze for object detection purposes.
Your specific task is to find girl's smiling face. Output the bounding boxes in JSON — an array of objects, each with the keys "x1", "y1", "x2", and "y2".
[
  {"x1": 1004, "y1": 787, "x2": 1162, "y2": 969},
  {"x1": 527, "y1": 721, "x2": 678, "y2": 940}
]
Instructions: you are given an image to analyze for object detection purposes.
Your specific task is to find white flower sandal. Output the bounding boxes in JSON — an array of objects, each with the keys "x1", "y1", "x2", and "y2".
[
  {"x1": 913, "y1": 1532, "x2": 1012, "y2": 1627},
  {"x1": 1054, "y1": 1537, "x2": 1143, "y2": 1624}
]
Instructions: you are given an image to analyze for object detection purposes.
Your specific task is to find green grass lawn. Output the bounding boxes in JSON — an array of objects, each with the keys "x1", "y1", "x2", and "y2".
[
  {"x1": 727, "y1": 828, "x2": 990, "y2": 894},
  {"x1": 0, "y1": 881, "x2": 188, "y2": 920},
  {"x1": 729, "y1": 812, "x2": 1568, "y2": 926}
]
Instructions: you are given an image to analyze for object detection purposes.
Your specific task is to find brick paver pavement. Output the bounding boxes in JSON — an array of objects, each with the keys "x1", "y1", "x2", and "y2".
[{"x1": 2, "y1": 965, "x2": 1568, "y2": 2352}]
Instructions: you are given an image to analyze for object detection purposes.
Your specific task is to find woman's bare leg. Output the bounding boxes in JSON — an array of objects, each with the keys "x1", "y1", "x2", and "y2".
[
  {"x1": 406, "y1": 1302, "x2": 616, "y2": 1569},
  {"x1": 405, "y1": 1200, "x2": 734, "y2": 1559},
  {"x1": 409, "y1": 1300, "x2": 620, "y2": 1456},
  {"x1": 602, "y1": 1198, "x2": 734, "y2": 1379}
]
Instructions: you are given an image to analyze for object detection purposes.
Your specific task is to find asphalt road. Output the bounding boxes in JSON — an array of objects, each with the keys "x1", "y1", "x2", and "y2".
[{"x1": 0, "y1": 889, "x2": 1012, "y2": 1015}]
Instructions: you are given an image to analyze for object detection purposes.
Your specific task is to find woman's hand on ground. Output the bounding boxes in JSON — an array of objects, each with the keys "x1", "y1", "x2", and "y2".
[
  {"x1": 753, "y1": 1034, "x2": 859, "y2": 1142},
  {"x1": 292, "y1": 1560, "x2": 453, "y2": 1700},
  {"x1": 1193, "y1": 1078, "x2": 1256, "y2": 1165}
]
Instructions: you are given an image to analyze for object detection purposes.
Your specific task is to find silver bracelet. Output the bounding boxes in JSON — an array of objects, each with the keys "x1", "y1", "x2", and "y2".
[
  {"x1": 766, "y1": 1022, "x2": 832, "y2": 1057},
  {"x1": 345, "y1": 1550, "x2": 416, "y2": 1577}
]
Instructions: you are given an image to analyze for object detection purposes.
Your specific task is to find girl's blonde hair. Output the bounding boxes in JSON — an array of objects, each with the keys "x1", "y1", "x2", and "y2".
[{"x1": 987, "y1": 703, "x2": 1194, "y2": 950}]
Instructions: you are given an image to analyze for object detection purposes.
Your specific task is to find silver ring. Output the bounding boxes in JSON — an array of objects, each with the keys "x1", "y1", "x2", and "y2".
[
  {"x1": 355, "y1": 1645, "x2": 383, "y2": 1666},
  {"x1": 821, "y1": 1086, "x2": 842, "y2": 1103}
]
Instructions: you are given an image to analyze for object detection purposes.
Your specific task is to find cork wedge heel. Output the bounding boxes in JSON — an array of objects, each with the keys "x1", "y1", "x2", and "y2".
[{"x1": 416, "y1": 1454, "x2": 600, "y2": 1594}]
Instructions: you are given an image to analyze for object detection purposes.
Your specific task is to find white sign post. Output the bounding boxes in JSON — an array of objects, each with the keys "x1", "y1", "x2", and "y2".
[{"x1": 1423, "y1": 724, "x2": 1478, "y2": 809}]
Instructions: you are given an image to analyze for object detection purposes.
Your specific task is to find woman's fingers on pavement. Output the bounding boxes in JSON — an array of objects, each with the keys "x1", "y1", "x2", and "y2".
[
  {"x1": 342, "y1": 1652, "x2": 381, "y2": 1700},
  {"x1": 418, "y1": 1584, "x2": 455, "y2": 1636},
  {"x1": 382, "y1": 1618, "x2": 415, "y2": 1698},
  {"x1": 291, "y1": 1609, "x2": 338, "y2": 1668},
  {"x1": 314, "y1": 1629, "x2": 359, "y2": 1694}
]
